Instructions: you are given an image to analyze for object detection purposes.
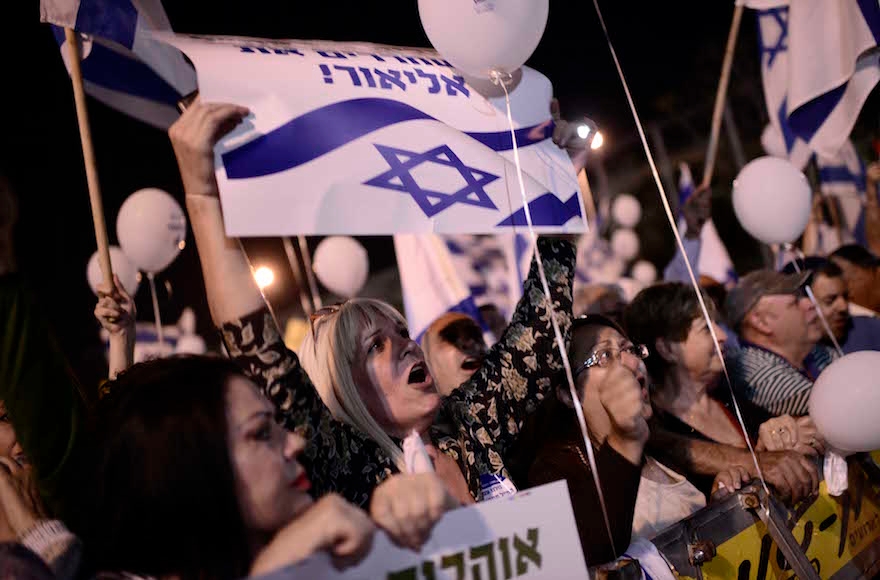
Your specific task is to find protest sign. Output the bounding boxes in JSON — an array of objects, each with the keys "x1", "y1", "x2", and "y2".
[
  {"x1": 157, "y1": 34, "x2": 585, "y2": 236},
  {"x1": 259, "y1": 480, "x2": 588, "y2": 580}
]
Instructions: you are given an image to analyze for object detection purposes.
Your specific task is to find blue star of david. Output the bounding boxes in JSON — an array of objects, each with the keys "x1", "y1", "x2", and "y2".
[
  {"x1": 364, "y1": 144, "x2": 499, "y2": 218},
  {"x1": 758, "y1": 7, "x2": 789, "y2": 69}
]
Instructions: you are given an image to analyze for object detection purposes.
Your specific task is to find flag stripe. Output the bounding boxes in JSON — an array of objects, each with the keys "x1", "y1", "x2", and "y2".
[
  {"x1": 222, "y1": 98, "x2": 553, "y2": 180},
  {"x1": 75, "y1": 0, "x2": 137, "y2": 47}
]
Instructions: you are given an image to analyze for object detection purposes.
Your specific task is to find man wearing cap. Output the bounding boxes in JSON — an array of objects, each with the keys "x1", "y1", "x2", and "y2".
[{"x1": 727, "y1": 270, "x2": 837, "y2": 417}]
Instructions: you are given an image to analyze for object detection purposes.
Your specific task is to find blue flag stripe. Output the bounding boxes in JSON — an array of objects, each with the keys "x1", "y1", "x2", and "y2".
[
  {"x1": 222, "y1": 98, "x2": 553, "y2": 180},
  {"x1": 52, "y1": 26, "x2": 182, "y2": 106},
  {"x1": 74, "y1": 0, "x2": 138, "y2": 48}
]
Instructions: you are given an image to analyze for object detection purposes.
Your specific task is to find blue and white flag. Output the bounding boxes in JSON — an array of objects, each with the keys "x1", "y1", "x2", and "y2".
[
  {"x1": 393, "y1": 235, "x2": 487, "y2": 343},
  {"x1": 157, "y1": 35, "x2": 585, "y2": 236},
  {"x1": 40, "y1": 0, "x2": 196, "y2": 129},
  {"x1": 817, "y1": 139, "x2": 867, "y2": 247},
  {"x1": 677, "y1": 163, "x2": 736, "y2": 284},
  {"x1": 744, "y1": 0, "x2": 880, "y2": 161}
]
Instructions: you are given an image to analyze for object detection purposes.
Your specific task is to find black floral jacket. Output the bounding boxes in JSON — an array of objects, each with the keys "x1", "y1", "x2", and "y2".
[{"x1": 220, "y1": 238, "x2": 575, "y2": 508}]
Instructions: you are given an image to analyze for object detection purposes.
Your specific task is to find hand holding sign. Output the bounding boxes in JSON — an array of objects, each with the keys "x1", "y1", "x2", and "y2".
[
  {"x1": 168, "y1": 98, "x2": 250, "y2": 200},
  {"x1": 370, "y1": 473, "x2": 459, "y2": 552},
  {"x1": 250, "y1": 494, "x2": 375, "y2": 576}
]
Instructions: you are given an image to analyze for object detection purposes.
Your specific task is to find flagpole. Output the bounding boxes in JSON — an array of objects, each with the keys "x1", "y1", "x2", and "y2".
[
  {"x1": 282, "y1": 237, "x2": 314, "y2": 316},
  {"x1": 702, "y1": 4, "x2": 745, "y2": 188},
  {"x1": 297, "y1": 236, "x2": 323, "y2": 310},
  {"x1": 64, "y1": 28, "x2": 114, "y2": 287}
]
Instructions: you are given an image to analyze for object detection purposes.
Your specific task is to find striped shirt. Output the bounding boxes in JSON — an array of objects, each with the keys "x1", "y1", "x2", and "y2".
[{"x1": 728, "y1": 343, "x2": 838, "y2": 416}]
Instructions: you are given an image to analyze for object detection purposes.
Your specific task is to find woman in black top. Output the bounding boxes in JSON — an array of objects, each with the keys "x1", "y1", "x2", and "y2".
[{"x1": 625, "y1": 282, "x2": 824, "y2": 496}]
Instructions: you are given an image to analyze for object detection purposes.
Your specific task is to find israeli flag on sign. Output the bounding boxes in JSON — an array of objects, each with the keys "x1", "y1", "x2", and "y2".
[
  {"x1": 155, "y1": 34, "x2": 585, "y2": 237},
  {"x1": 40, "y1": 0, "x2": 196, "y2": 129},
  {"x1": 743, "y1": 0, "x2": 880, "y2": 161}
]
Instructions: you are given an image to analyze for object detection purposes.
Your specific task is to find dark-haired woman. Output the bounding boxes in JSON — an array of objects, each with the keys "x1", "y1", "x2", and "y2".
[
  {"x1": 625, "y1": 282, "x2": 823, "y2": 497},
  {"x1": 78, "y1": 356, "x2": 457, "y2": 579}
]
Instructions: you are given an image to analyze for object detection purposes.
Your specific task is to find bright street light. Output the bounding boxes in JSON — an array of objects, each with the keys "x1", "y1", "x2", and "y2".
[
  {"x1": 254, "y1": 266, "x2": 275, "y2": 289},
  {"x1": 590, "y1": 131, "x2": 604, "y2": 150},
  {"x1": 576, "y1": 124, "x2": 591, "y2": 140}
]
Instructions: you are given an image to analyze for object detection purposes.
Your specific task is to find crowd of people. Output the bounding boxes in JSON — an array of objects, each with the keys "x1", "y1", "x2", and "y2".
[{"x1": 1, "y1": 97, "x2": 879, "y2": 579}]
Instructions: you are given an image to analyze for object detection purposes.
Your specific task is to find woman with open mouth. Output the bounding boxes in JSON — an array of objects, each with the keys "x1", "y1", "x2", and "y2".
[{"x1": 170, "y1": 99, "x2": 576, "y2": 510}]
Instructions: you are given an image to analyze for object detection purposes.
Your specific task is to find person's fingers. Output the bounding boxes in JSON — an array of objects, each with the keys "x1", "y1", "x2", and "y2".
[
  {"x1": 0, "y1": 457, "x2": 22, "y2": 481},
  {"x1": 550, "y1": 98, "x2": 561, "y2": 121},
  {"x1": 95, "y1": 306, "x2": 122, "y2": 320},
  {"x1": 799, "y1": 455, "x2": 820, "y2": 496},
  {"x1": 113, "y1": 274, "x2": 133, "y2": 302}
]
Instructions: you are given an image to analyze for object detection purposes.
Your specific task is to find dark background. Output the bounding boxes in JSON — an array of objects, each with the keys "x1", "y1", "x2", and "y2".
[{"x1": 3, "y1": 1, "x2": 877, "y2": 388}]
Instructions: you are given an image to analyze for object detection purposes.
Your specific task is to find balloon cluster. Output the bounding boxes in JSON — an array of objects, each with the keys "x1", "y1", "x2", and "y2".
[
  {"x1": 86, "y1": 188, "x2": 187, "y2": 296},
  {"x1": 608, "y1": 193, "x2": 656, "y2": 287}
]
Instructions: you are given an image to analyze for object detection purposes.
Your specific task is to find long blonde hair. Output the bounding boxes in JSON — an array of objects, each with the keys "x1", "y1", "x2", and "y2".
[{"x1": 298, "y1": 299, "x2": 408, "y2": 470}]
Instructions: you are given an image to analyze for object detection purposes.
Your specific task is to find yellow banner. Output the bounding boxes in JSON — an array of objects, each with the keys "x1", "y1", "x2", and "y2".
[{"x1": 685, "y1": 464, "x2": 880, "y2": 580}]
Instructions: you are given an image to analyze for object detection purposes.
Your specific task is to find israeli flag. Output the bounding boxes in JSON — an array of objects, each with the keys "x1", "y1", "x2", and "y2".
[
  {"x1": 744, "y1": 0, "x2": 880, "y2": 160},
  {"x1": 817, "y1": 139, "x2": 868, "y2": 246},
  {"x1": 393, "y1": 235, "x2": 487, "y2": 343},
  {"x1": 678, "y1": 163, "x2": 736, "y2": 284},
  {"x1": 40, "y1": 0, "x2": 196, "y2": 129}
]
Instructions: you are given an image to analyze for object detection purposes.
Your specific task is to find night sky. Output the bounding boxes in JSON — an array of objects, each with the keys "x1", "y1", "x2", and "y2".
[{"x1": 4, "y1": 2, "x2": 874, "y2": 386}]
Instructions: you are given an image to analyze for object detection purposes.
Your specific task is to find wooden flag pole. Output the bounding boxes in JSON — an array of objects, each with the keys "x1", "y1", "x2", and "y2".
[
  {"x1": 65, "y1": 28, "x2": 114, "y2": 286},
  {"x1": 701, "y1": 4, "x2": 745, "y2": 188}
]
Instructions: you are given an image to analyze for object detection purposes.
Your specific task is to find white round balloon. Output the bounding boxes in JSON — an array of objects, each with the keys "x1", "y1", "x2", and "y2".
[
  {"x1": 809, "y1": 351, "x2": 880, "y2": 453},
  {"x1": 117, "y1": 188, "x2": 187, "y2": 274},
  {"x1": 313, "y1": 236, "x2": 369, "y2": 298},
  {"x1": 610, "y1": 228, "x2": 640, "y2": 261},
  {"x1": 611, "y1": 194, "x2": 642, "y2": 228},
  {"x1": 86, "y1": 245, "x2": 140, "y2": 296},
  {"x1": 418, "y1": 0, "x2": 549, "y2": 79},
  {"x1": 631, "y1": 260, "x2": 657, "y2": 285},
  {"x1": 732, "y1": 157, "x2": 812, "y2": 245}
]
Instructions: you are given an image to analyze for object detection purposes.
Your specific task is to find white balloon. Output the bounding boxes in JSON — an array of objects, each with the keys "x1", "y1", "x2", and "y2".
[
  {"x1": 117, "y1": 188, "x2": 187, "y2": 274},
  {"x1": 732, "y1": 157, "x2": 812, "y2": 245},
  {"x1": 631, "y1": 260, "x2": 657, "y2": 285},
  {"x1": 809, "y1": 351, "x2": 880, "y2": 452},
  {"x1": 611, "y1": 194, "x2": 642, "y2": 228},
  {"x1": 760, "y1": 124, "x2": 788, "y2": 159},
  {"x1": 313, "y1": 236, "x2": 369, "y2": 298},
  {"x1": 86, "y1": 246, "x2": 140, "y2": 296},
  {"x1": 610, "y1": 228, "x2": 640, "y2": 261},
  {"x1": 418, "y1": 0, "x2": 549, "y2": 79}
]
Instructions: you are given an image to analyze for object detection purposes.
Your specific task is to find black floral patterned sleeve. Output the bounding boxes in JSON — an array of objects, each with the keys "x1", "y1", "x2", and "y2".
[
  {"x1": 439, "y1": 237, "x2": 575, "y2": 488},
  {"x1": 220, "y1": 313, "x2": 395, "y2": 508}
]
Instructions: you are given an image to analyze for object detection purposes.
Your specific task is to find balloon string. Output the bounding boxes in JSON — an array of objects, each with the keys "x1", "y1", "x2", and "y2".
[
  {"x1": 782, "y1": 244, "x2": 845, "y2": 357},
  {"x1": 494, "y1": 72, "x2": 618, "y2": 558},
  {"x1": 147, "y1": 272, "x2": 164, "y2": 347},
  {"x1": 587, "y1": 0, "x2": 770, "y2": 497}
]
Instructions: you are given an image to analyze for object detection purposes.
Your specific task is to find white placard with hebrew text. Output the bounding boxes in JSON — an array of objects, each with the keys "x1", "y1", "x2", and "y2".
[
  {"x1": 156, "y1": 34, "x2": 586, "y2": 237},
  {"x1": 256, "y1": 480, "x2": 587, "y2": 580}
]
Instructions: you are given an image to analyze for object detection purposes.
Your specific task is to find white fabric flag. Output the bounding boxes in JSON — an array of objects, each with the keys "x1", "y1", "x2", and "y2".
[
  {"x1": 744, "y1": 0, "x2": 880, "y2": 161},
  {"x1": 817, "y1": 139, "x2": 867, "y2": 248},
  {"x1": 393, "y1": 234, "x2": 486, "y2": 343},
  {"x1": 40, "y1": 0, "x2": 196, "y2": 129},
  {"x1": 156, "y1": 34, "x2": 585, "y2": 236}
]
